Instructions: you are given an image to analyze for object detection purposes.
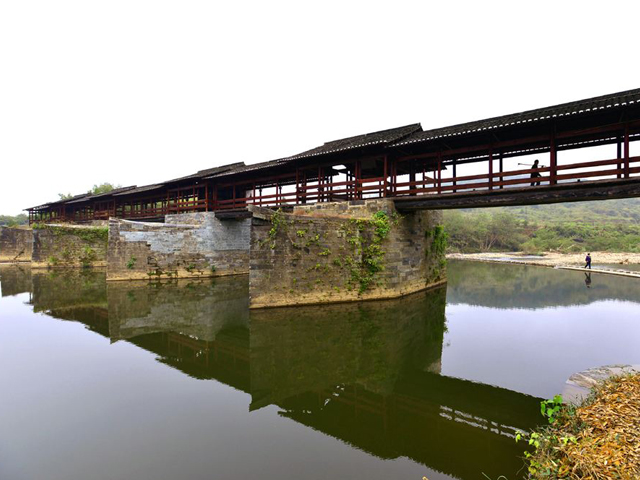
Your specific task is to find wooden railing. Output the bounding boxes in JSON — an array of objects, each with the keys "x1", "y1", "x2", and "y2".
[
  {"x1": 212, "y1": 155, "x2": 640, "y2": 210},
  {"x1": 390, "y1": 156, "x2": 640, "y2": 197},
  {"x1": 28, "y1": 153, "x2": 640, "y2": 223}
]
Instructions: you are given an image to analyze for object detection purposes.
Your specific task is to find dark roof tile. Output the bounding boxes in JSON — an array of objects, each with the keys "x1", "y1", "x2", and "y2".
[
  {"x1": 393, "y1": 88, "x2": 640, "y2": 147},
  {"x1": 164, "y1": 162, "x2": 245, "y2": 183},
  {"x1": 65, "y1": 186, "x2": 137, "y2": 204},
  {"x1": 113, "y1": 184, "x2": 165, "y2": 196},
  {"x1": 286, "y1": 123, "x2": 422, "y2": 160},
  {"x1": 205, "y1": 124, "x2": 423, "y2": 179}
]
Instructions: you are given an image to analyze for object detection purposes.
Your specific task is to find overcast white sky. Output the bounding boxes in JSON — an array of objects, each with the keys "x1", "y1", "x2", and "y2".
[{"x1": 1, "y1": 1, "x2": 638, "y2": 215}]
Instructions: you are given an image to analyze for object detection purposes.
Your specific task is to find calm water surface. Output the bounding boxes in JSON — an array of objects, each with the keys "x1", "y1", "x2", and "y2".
[{"x1": 1, "y1": 261, "x2": 639, "y2": 480}]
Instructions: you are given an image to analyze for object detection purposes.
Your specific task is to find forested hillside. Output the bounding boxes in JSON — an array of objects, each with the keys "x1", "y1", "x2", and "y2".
[
  {"x1": 0, "y1": 214, "x2": 28, "y2": 227},
  {"x1": 443, "y1": 198, "x2": 640, "y2": 253}
]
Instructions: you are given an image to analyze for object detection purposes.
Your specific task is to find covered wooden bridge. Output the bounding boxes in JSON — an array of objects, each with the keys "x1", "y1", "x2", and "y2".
[{"x1": 27, "y1": 88, "x2": 640, "y2": 223}]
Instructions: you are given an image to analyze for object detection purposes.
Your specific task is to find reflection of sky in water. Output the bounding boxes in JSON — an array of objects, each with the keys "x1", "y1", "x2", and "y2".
[
  {"x1": 599, "y1": 263, "x2": 640, "y2": 272},
  {"x1": 443, "y1": 261, "x2": 640, "y2": 398},
  {"x1": 442, "y1": 300, "x2": 640, "y2": 398}
]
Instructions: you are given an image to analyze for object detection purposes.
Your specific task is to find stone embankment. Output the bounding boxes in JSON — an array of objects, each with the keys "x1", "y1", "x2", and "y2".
[
  {"x1": 0, "y1": 224, "x2": 107, "y2": 268},
  {"x1": 0, "y1": 226, "x2": 32, "y2": 262}
]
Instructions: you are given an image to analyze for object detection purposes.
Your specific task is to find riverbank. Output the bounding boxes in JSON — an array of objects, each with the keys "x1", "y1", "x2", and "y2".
[
  {"x1": 448, "y1": 251, "x2": 640, "y2": 270},
  {"x1": 523, "y1": 373, "x2": 640, "y2": 479}
]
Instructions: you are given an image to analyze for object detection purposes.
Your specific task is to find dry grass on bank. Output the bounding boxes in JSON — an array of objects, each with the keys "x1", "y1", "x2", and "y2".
[
  {"x1": 527, "y1": 375, "x2": 640, "y2": 480},
  {"x1": 447, "y1": 251, "x2": 640, "y2": 268}
]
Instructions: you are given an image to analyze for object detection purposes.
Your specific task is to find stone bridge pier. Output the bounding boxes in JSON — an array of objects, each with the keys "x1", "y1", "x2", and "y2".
[{"x1": 248, "y1": 199, "x2": 446, "y2": 308}]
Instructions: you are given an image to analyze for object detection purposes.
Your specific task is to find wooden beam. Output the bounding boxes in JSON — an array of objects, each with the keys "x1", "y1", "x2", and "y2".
[{"x1": 394, "y1": 178, "x2": 640, "y2": 211}]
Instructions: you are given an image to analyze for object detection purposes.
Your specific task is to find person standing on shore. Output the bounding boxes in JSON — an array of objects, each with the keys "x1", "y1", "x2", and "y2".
[{"x1": 584, "y1": 253, "x2": 592, "y2": 269}]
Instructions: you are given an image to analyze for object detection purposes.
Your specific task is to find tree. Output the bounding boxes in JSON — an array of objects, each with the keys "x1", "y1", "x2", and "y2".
[
  {"x1": 57, "y1": 183, "x2": 121, "y2": 201},
  {"x1": 0, "y1": 214, "x2": 28, "y2": 226},
  {"x1": 89, "y1": 183, "x2": 120, "y2": 195}
]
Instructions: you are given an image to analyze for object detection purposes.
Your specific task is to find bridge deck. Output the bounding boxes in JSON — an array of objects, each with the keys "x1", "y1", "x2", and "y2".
[{"x1": 393, "y1": 177, "x2": 640, "y2": 210}]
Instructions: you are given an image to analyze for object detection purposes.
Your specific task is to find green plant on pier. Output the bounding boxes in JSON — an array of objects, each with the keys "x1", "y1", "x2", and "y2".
[
  {"x1": 266, "y1": 208, "x2": 287, "y2": 249},
  {"x1": 341, "y1": 210, "x2": 399, "y2": 294},
  {"x1": 126, "y1": 256, "x2": 137, "y2": 269},
  {"x1": 80, "y1": 246, "x2": 97, "y2": 267},
  {"x1": 425, "y1": 225, "x2": 448, "y2": 282}
]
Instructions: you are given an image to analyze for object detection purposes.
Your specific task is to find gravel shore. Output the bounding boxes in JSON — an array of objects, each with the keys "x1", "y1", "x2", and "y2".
[{"x1": 447, "y1": 251, "x2": 640, "y2": 269}]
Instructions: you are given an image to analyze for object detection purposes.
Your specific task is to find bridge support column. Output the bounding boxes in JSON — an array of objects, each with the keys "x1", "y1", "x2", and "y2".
[
  {"x1": 248, "y1": 200, "x2": 447, "y2": 309},
  {"x1": 107, "y1": 212, "x2": 251, "y2": 280}
]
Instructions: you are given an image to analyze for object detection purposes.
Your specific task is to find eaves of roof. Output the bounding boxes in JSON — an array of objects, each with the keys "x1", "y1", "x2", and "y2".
[{"x1": 393, "y1": 88, "x2": 640, "y2": 147}]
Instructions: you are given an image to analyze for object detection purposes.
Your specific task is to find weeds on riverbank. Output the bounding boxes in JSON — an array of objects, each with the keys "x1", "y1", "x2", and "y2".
[{"x1": 517, "y1": 374, "x2": 640, "y2": 479}]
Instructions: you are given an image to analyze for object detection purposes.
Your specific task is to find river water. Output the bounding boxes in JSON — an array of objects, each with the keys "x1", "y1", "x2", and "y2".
[{"x1": 1, "y1": 260, "x2": 639, "y2": 480}]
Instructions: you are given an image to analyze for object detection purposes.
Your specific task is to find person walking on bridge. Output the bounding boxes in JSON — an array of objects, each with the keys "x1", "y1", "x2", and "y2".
[
  {"x1": 530, "y1": 159, "x2": 542, "y2": 186},
  {"x1": 584, "y1": 253, "x2": 592, "y2": 269}
]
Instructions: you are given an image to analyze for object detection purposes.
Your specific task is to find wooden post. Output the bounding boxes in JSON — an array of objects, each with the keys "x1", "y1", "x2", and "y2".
[
  {"x1": 383, "y1": 155, "x2": 388, "y2": 197},
  {"x1": 409, "y1": 164, "x2": 416, "y2": 196},
  {"x1": 437, "y1": 153, "x2": 442, "y2": 195},
  {"x1": 452, "y1": 159, "x2": 457, "y2": 193},
  {"x1": 624, "y1": 124, "x2": 630, "y2": 178},
  {"x1": 499, "y1": 153, "x2": 504, "y2": 190},
  {"x1": 302, "y1": 171, "x2": 307, "y2": 204},
  {"x1": 617, "y1": 137, "x2": 622, "y2": 179},
  {"x1": 205, "y1": 183, "x2": 209, "y2": 211},
  {"x1": 488, "y1": 148, "x2": 493, "y2": 190},
  {"x1": 390, "y1": 160, "x2": 396, "y2": 195},
  {"x1": 550, "y1": 135, "x2": 557, "y2": 185}
]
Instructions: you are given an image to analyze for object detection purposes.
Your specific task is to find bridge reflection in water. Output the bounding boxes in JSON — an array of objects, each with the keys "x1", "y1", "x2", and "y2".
[{"x1": 0, "y1": 266, "x2": 547, "y2": 480}]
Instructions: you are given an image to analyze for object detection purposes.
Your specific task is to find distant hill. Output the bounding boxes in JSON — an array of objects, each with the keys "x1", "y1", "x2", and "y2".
[
  {"x1": 484, "y1": 198, "x2": 640, "y2": 224},
  {"x1": 443, "y1": 198, "x2": 640, "y2": 253}
]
